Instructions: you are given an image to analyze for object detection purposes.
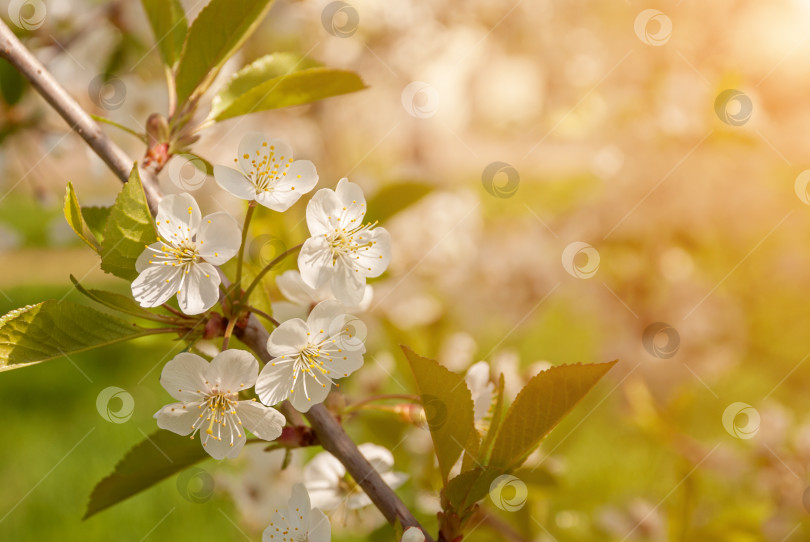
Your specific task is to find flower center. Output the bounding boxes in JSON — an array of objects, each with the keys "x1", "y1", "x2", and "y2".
[
  {"x1": 190, "y1": 390, "x2": 244, "y2": 448},
  {"x1": 245, "y1": 145, "x2": 294, "y2": 194},
  {"x1": 327, "y1": 221, "x2": 377, "y2": 265}
]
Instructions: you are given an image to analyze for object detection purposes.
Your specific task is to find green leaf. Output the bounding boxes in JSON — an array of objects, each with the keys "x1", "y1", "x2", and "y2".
[
  {"x1": 209, "y1": 53, "x2": 366, "y2": 121},
  {"x1": 0, "y1": 301, "x2": 156, "y2": 370},
  {"x1": 141, "y1": 0, "x2": 187, "y2": 67},
  {"x1": 69, "y1": 275, "x2": 170, "y2": 322},
  {"x1": 85, "y1": 430, "x2": 208, "y2": 518},
  {"x1": 478, "y1": 373, "x2": 505, "y2": 463},
  {"x1": 402, "y1": 346, "x2": 476, "y2": 482},
  {"x1": 445, "y1": 466, "x2": 502, "y2": 512},
  {"x1": 100, "y1": 166, "x2": 157, "y2": 281},
  {"x1": 81, "y1": 206, "x2": 112, "y2": 243},
  {"x1": 174, "y1": 0, "x2": 276, "y2": 106},
  {"x1": 64, "y1": 182, "x2": 102, "y2": 252},
  {"x1": 0, "y1": 58, "x2": 27, "y2": 106},
  {"x1": 488, "y1": 361, "x2": 617, "y2": 470},
  {"x1": 364, "y1": 182, "x2": 434, "y2": 225}
]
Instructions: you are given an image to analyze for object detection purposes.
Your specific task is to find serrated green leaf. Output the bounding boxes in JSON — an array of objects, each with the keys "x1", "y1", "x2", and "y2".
[
  {"x1": 478, "y1": 373, "x2": 505, "y2": 463},
  {"x1": 64, "y1": 182, "x2": 102, "y2": 252},
  {"x1": 488, "y1": 361, "x2": 617, "y2": 470},
  {"x1": 100, "y1": 166, "x2": 157, "y2": 281},
  {"x1": 402, "y1": 346, "x2": 476, "y2": 482},
  {"x1": 85, "y1": 430, "x2": 209, "y2": 518},
  {"x1": 211, "y1": 64, "x2": 366, "y2": 122},
  {"x1": 174, "y1": 0, "x2": 276, "y2": 106},
  {"x1": 445, "y1": 466, "x2": 502, "y2": 512},
  {"x1": 81, "y1": 206, "x2": 112, "y2": 243},
  {"x1": 364, "y1": 182, "x2": 433, "y2": 225},
  {"x1": 0, "y1": 301, "x2": 157, "y2": 370},
  {"x1": 141, "y1": 0, "x2": 187, "y2": 67}
]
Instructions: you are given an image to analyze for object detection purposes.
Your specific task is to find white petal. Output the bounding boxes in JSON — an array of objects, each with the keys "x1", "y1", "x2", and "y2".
[
  {"x1": 347, "y1": 493, "x2": 373, "y2": 510},
  {"x1": 298, "y1": 236, "x2": 333, "y2": 289},
  {"x1": 334, "y1": 178, "x2": 367, "y2": 224},
  {"x1": 277, "y1": 270, "x2": 321, "y2": 305},
  {"x1": 330, "y1": 263, "x2": 366, "y2": 306},
  {"x1": 289, "y1": 372, "x2": 330, "y2": 413},
  {"x1": 254, "y1": 188, "x2": 301, "y2": 212},
  {"x1": 402, "y1": 527, "x2": 427, "y2": 542},
  {"x1": 267, "y1": 318, "x2": 310, "y2": 356},
  {"x1": 213, "y1": 165, "x2": 256, "y2": 200},
  {"x1": 356, "y1": 227, "x2": 391, "y2": 278},
  {"x1": 155, "y1": 402, "x2": 201, "y2": 435},
  {"x1": 321, "y1": 346, "x2": 364, "y2": 378},
  {"x1": 208, "y1": 349, "x2": 259, "y2": 391},
  {"x1": 355, "y1": 285, "x2": 373, "y2": 312},
  {"x1": 285, "y1": 483, "x2": 311, "y2": 534},
  {"x1": 135, "y1": 242, "x2": 164, "y2": 273},
  {"x1": 305, "y1": 188, "x2": 342, "y2": 236},
  {"x1": 202, "y1": 427, "x2": 246, "y2": 460},
  {"x1": 306, "y1": 300, "x2": 348, "y2": 343},
  {"x1": 131, "y1": 265, "x2": 182, "y2": 308},
  {"x1": 197, "y1": 212, "x2": 241, "y2": 265},
  {"x1": 238, "y1": 132, "x2": 276, "y2": 174},
  {"x1": 236, "y1": 400, "x2": 285, "y2": 441},
  {"x1": 465, "y1": 361, "x2": 494, "y2": 421},
  {"x1": 308, "y1": 508, "x2": 331, "y2": 542},
  {"x1": 160, "y1": 352, "x2": 210, "y2": 401},
  {"x1": 156, "y1": 193, "x2": 201, "y2": 245},
  {"x1": 283, "y1": 160, "x2": 318, "y2": 194},
  {"x1": 176, "y1": 263, "x2": 220, "y2": 315},
  {"x1": 381, "y1": 470, "x2": 409, "y2": 491},
  {"x1": 272, "y1": 301, "x2": 309, "y2": 322},
  {"x1": 262, "y1": 511, "x2": 291, "y2": 542},
  {"x1": 358, "y1": 442, "x2": 395, "y2": 473},
  {"x1": 255, "y1": 359, "x2": 295, "y2": 406}
]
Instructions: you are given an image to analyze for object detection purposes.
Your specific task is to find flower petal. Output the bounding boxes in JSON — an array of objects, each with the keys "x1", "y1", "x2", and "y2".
[
  {"x1": 277, "y1": 270, "x2": 322, "y2": 305},
  {"x1": 305, "y1": 187, "x2": 342, "y2": 237},
  {"x1": 255, "y1": 358, "x2": 295, "y2": 406},
  {"x1": 156, "y1": 193, "x2": 201, "y2": 244},
  {"x1": 213, "y1": 165, "x2": 256, "y2": 200},
  {"x1": 356, "y1": 227, "x2": 391, "y2": 278},
  {"x1": 235, "y1": 400, "x2": 285, "y2": 442},
  {"x1": 154, "y1": 402, "x2": 201, "y2": 435},
  {"x1": 267, "y1": 318, "x2": 310, "y2": 356},
  {"x1": 306, "y1": 300, "x2": 348, "y2": 343},
  {"x1": 197, "y1": 212, "x2": 241, "y2": 265},
  {"x1": 135, "y1": 242, "x2": 164, "y2": 273},
  {"x1": 132, "y1": 265, "x2": 183, "y2": 308},
  {"x1": 402, "y1": 527, "x2": 427, "y2": 542},
  {"x1": 330, "y1": 262, "x2": 366, "y2": 306},
  {"x1": 202, "y1": 427, "x2": 246, "y2": 460},
  {"x1": 208, "y1": 349, "x2": 259, "y2": 391},
  {"x1": 176, "y1": 263, "x2": 220, "y2": 315},
  {"x1": 285, "y1": 483, "x2": 311, "y2": 534},
  {"x1": 308, "y1": 507, "x2": 331, "y2": 542},
  {"x1": 298, "y1": 235, "x2": 333, "y2": 289},
  {"x1": 263, "y1": 510, "x2": 292, "y2": 542},
  {"x1": 289, "y1": 371, "x2": 330, "y2": 413},
  {"x1": 358, "y1": 442, "x2": 395, "y2": 473},
  {"x1": 334, "y1": 178, "x2": 367, "y2": 224},
  {"x1": 305, "y1": 450, "x2": 345, "y2": 489},
  {"x1": 160, "y1": 352, "x2": 210, "y2": 401}
]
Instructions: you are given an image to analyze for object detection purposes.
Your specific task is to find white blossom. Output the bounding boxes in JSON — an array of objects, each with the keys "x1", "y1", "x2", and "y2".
[
  {"x1": 213, "y1": 132, "x2": 318, "y2": 211},
  {"x1": 298, "y1": 178, "x2": 391, "y2": 306},
  {"x1": 274, "y1": 269, "x2": 373, "y2": 321},
  {"x1": 304, "y1": 443, "x2": 408, "y2": 511},
  {"x1": 402, "y1": 527, "x2": 426, "y2": 542},
  {"x1": 131, "y1": 192, "x2": 240, "y2": 315},
  {"x1": 262, "y1": 483, "x2": 331, "y2": 542},
  {"x1": 154, "y1": 350, "x2": 286, "y2": 460},
  {"x1": 255, "y1": 300, "x2": 365, "y2": 413}
]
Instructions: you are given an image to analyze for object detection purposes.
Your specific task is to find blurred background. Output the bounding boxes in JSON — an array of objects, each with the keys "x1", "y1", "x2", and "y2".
[{"x1": 2, "y1": 0, "x2": 810, "y2": 540}]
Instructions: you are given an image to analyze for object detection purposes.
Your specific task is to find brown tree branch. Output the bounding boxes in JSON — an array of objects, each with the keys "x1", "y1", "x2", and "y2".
[
  {"x1": 0, "y1": 20, "x2": 162, "y2": 212},
  {"x1": 0, "y1": 18, "x2": 432, "y2": 541}
]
